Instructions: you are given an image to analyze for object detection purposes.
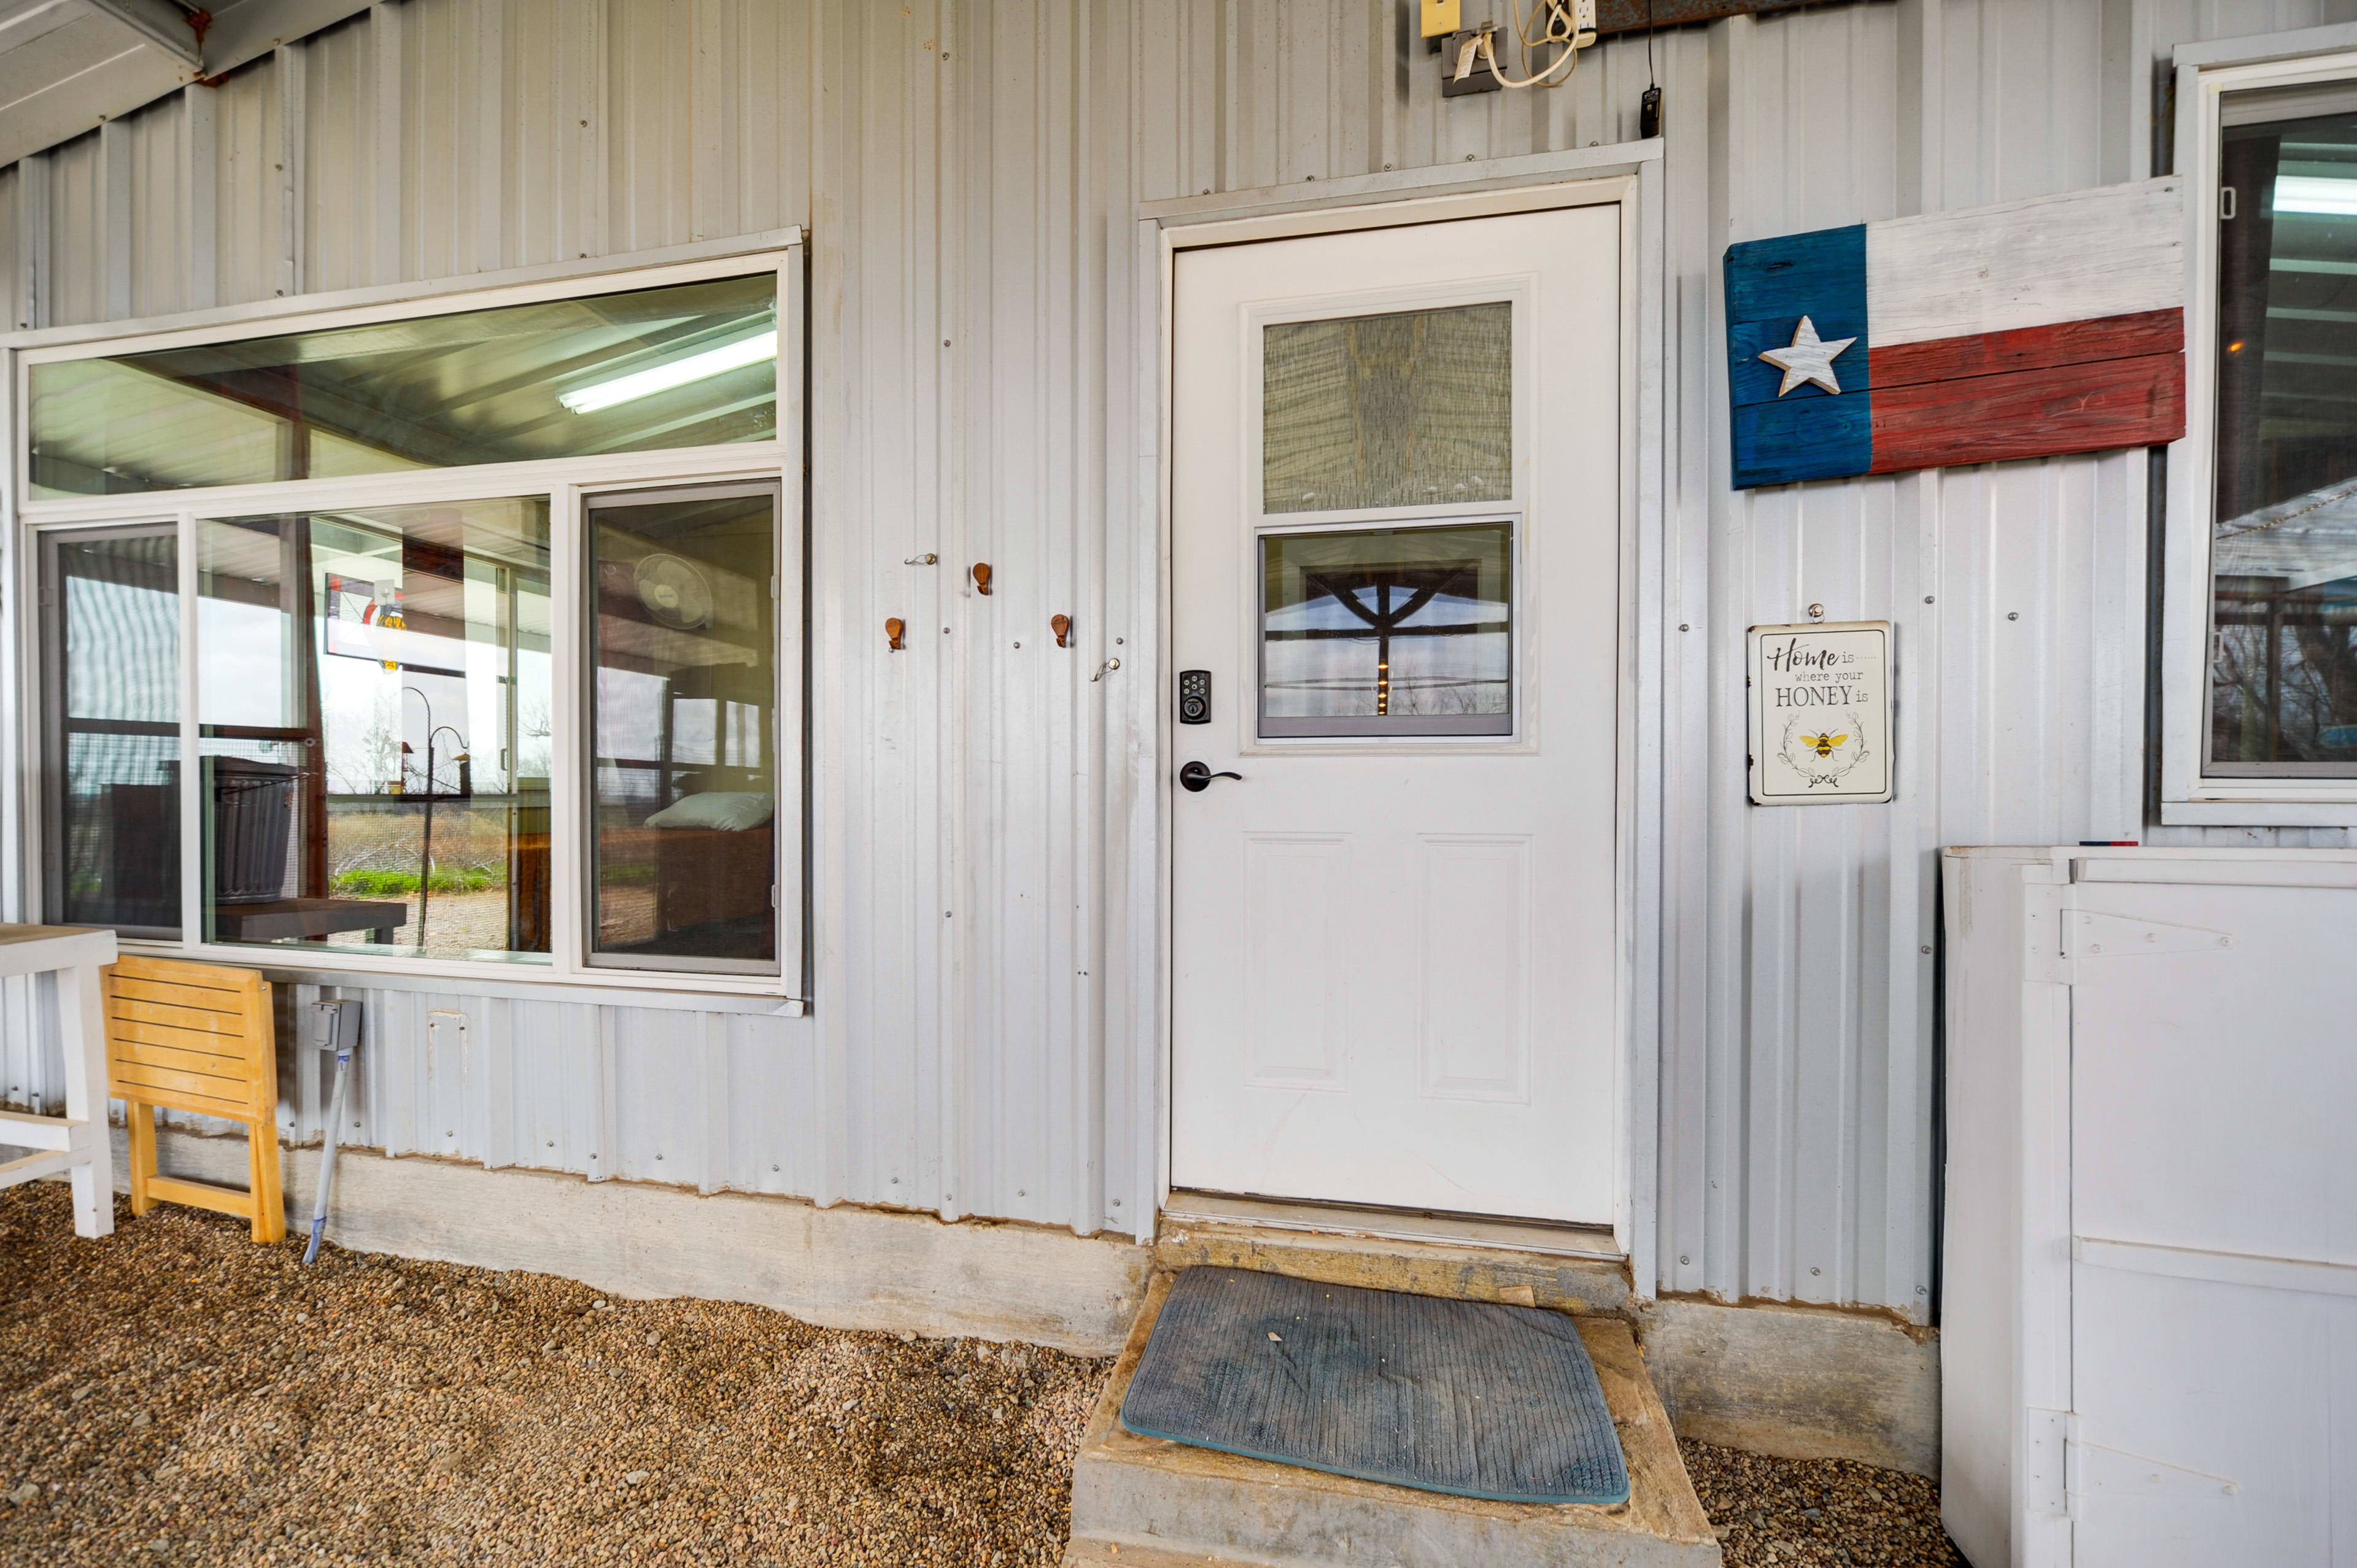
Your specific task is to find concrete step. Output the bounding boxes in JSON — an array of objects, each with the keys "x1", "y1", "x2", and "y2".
[
  {"x1": 1064, "y1": 1269, "x2": 1724, "y2": 1568},
  {"x1": 1156, "y1": 1208, "x2": 1633, "y2": 1316}
]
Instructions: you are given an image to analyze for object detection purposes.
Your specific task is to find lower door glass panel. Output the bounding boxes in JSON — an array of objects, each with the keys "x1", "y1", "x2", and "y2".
[{"x1": 1259, "y1": 521, "x2": 1514, "y2": 738}]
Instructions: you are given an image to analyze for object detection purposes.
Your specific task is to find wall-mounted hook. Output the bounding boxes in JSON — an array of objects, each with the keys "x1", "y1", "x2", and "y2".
[
  {"x1": 1091, "y1": 657, "x2": 1121, "y2": 682},
  {"x1": 1051, "y1": 614, "x2": 1072, "y2": 649},
  {"x1": 904, "y1": 553, "x2": 939, "y2": 566},
  {"x1": 972, "y1": 563, "x2": 993, "y2": 595},
  {"x1": 885, "y1": 617, "x2": 907, "y2": 651}
]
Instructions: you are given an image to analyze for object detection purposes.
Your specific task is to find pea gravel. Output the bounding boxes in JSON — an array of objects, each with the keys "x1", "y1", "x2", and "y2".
[
  {"x1": 3, "y1": 1183, "x2": 1970, "y2": 1568},
  {"x1": 0, "y1": 1183, "x2": 1105, "y2": 1567},
  {"x1": 1681, "y1": 1437, "x2": 1968, "y2": 1567}
]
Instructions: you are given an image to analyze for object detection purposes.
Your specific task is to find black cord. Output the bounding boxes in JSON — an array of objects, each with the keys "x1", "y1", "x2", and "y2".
[{"x1": 1640, "y1": 0, "x2": 1662, "y2": 138}]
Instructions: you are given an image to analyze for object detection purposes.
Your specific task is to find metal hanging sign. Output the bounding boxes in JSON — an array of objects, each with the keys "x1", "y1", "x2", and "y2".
[{"x1": 1747, "y1": 620, "x2": 1893, "y2": 805}]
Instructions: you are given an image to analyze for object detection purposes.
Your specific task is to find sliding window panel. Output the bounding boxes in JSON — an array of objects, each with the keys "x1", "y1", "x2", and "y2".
[
  {"x1": 195, "y1": 498, "x2": 553, "y2": 963},
  {"x1": 2210, "y1": 86, "x2": 2357, "y2": 775},
  {"x1": 40, "y1": 525, "x2": 182, "y2": 936},
  {"x1": 29, "y1": 272, "x2": 778, "y2": 499},
  {"x1": 585, "y1": 483, "x2": 780, "y2": 976}
]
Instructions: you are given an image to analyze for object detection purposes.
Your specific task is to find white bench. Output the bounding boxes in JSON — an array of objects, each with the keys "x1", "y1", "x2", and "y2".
[{"x1": 0, "y1": 924, "x2": 121, "y2": 1237}]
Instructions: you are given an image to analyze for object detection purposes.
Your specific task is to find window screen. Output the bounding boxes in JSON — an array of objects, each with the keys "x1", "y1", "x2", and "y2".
[
  {"x1": 42, "y1": 527, "x2": 181, "y2": 936},
  {"x1": 586, "y1": 484, "x2": 780, "y2": 975},
  {"x1": 1262, "y1": 303, "x2": 1512, "y2": 514}
]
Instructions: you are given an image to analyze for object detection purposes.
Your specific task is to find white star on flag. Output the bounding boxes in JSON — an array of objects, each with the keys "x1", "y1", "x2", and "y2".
[{"x1": 1759, "y1": 315, "x2": 1857, "y2": 396}]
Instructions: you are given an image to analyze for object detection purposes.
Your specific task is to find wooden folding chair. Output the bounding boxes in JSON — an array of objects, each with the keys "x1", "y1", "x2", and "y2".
[{"x1": 103, "y1": 956, "x2": 285, "y2": 1244}]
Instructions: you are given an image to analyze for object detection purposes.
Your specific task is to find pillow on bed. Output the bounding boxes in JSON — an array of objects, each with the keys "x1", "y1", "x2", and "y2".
[{"x1": 643, "y1": 790, "x2": 775, "y2": 832}]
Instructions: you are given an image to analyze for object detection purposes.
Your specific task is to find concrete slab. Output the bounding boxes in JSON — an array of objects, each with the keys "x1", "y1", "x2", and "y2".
[{"x1": 1064, "y1": 1271, "x2": 1722, "y2": 1568}]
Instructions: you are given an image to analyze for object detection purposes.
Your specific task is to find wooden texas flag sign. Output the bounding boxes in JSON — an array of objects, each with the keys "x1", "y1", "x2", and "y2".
[{"x1": 1725, "y1": 177, "x2": 2186, "y2": 489}]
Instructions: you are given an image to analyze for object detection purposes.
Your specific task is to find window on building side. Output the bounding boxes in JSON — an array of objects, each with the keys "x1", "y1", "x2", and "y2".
[
  {"x1": 24, "y1": 257, "x2": 800, "y2": 994},
  {"x1": 2210, "y1": 83, "x2": 2357, "y2": 776}
]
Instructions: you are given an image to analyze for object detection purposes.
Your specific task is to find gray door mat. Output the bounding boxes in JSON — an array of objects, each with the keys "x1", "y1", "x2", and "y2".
[{"x1": 1118, "y1": 1267, "x2": 1630, "y2": 1506}]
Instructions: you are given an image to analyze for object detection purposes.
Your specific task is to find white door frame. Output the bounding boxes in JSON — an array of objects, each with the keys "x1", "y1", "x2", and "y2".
[{"x1": 1133, "y1": 141, "x2": 1668, "y2": 1284}]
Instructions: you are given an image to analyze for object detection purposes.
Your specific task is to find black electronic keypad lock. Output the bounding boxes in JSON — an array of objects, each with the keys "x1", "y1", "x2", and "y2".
[{"x1": 1178, "y1": 670, "x2": 1211, "y2": 724}]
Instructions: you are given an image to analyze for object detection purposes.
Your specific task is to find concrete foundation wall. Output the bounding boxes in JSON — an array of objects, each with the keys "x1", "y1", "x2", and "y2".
[
  {"x1": 124, "y1": 1127, "x2": 1149, "y2": 1356},
  {"x1": 1635, "y1": 1298, "x2": 1940, "y2": 1478}
]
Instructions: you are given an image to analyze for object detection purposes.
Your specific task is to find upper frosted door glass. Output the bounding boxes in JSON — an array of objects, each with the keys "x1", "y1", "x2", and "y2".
[
  {"x1": 1262, "y1": 302, "x2": 1512, "y2": 514},
  {"x1": 29, "y1": 273, "x2": 777, "y2": 499}
]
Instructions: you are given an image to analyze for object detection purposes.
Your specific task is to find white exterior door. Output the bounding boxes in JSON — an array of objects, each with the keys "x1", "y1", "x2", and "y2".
[{"x1": 1167, "y1": 204, "x2": 1624, "y2": 1226}]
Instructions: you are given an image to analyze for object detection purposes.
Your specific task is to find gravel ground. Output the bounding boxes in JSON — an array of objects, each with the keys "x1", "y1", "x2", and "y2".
[
  {"x1": 0, "y1": 1184, "x2": 1104, "y2": 1567},
  {"x1": 1682, "y1": 1438, "x2": 1967, "y2": 1567},
  {"x1": 2, "y1": 1182, "x2": 1965, "y2": 1568}
]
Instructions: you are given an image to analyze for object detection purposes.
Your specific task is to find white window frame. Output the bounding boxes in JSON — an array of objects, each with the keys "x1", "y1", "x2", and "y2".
[
  {"x1": 7, "y1": 235, "x2": 809, "y2": 1003},
  {"x1": 2167, "y1": 31, "x2": 2357, "y2": 824}
]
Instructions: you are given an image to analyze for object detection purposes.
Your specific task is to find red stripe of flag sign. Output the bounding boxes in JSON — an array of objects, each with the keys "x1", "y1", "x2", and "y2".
[{"x1": 1725, "y1": 177, "x2": 2186, "y2": 489}]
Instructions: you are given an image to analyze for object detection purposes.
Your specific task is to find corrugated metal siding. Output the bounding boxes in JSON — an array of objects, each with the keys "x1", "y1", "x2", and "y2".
[{"x1": 7, "y1": 0, "x2": 2355, "y2": 1317}]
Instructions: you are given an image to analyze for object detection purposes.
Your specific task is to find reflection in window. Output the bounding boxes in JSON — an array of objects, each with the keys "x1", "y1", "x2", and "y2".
[
  {"x1": 1260, "y1": 523, "x2": 1512, "y2": 737},
  {"x1": 588, "y1": 485, "x2": 778, "y2": 973},
  {"x1": 1263, "y1": 302, "x2": 1512, "y2": 515},
  {"x1": 196, "y1": 499, "x2": 553, "y2": 961},
  {"x1": 2212, "y1": 88, "x2": 2357, "y2": 773},
  {"x1": 29, "y1": 272, "x2": 776, "y2": 499},
  {"x1": 42, "y1": 528, "x2": 180, "y2": 935}
]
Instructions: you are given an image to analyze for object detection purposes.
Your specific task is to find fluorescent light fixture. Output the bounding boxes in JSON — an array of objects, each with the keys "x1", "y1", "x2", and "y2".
[
  {"x1": 2274, "y1": 175, "x2": 2357, "y2": 215},
  {"x1": 559, "y1": 329, "x2": 777, "y2": 414}
]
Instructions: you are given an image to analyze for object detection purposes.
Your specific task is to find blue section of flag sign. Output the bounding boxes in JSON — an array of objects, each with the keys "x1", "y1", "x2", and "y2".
[{"x1": 1724, "y1": 223, "x2": 1872, "y2": 488}]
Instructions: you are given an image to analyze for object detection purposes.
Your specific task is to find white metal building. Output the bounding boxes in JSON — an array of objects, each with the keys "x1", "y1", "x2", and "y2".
[{"x1": 4, "y1": 0, "x2": 2356, "y2": 1480}]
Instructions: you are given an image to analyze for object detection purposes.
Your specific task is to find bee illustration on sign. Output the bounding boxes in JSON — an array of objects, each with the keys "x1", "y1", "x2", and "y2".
[
  {"x1": 1746, "y1": 620, "x2": 1893, "y2": 805},
  {"x1": 1779, "y1": 713, "x2": 1869, "y2": 789}
]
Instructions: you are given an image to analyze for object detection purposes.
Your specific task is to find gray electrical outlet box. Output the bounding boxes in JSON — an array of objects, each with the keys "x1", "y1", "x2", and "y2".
[{"x1": 308, "y1": 998, "x2": 361, "y2": 1054}]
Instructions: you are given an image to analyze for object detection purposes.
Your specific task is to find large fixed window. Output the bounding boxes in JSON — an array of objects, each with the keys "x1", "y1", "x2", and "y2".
[{"x1": 23, "y1": 251, "x2": 803, "y2": 997}]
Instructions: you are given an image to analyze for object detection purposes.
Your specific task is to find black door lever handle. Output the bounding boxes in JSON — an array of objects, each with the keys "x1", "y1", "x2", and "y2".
[{"x1": 1179, "y1": 760, "x2": 1242, "y2": 792}]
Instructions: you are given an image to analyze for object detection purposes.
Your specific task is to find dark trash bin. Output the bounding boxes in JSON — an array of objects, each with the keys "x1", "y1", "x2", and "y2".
[{"x1": 207, "y1": 755, "x2": 301, "y2": 905}]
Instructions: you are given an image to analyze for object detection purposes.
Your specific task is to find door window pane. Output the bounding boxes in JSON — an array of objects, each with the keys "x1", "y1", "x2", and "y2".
[
  {"x1": 1260, "y1": 522, "x2": 1513, "y2": 737},
  {"x1": 43, "y1": 528, "x2": 180, "y2": 935},
  {"x1": 2211, "y1": 87, "x2": 2357, "y2": 774},
  {"x1": 1263, "y1": 302, "x2": 1512, "y2": 514},
  {"x1": 30, "y1": 272, "x2": 776, "y2": 499},
  {"x1": 588, "y1": 485, "x2": 778, "y2": 973},
  {"x1": 196, "y1": 498, "x2": 553, "y2": 962}
]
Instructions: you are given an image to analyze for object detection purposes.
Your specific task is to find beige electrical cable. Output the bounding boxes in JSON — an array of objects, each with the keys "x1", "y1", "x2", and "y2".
[{"x1": 1455, "y1": 0, "x2": 1595, "y2": 91}]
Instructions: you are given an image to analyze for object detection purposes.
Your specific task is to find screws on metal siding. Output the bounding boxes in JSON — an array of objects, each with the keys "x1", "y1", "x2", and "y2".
[{"x1": 2008, "y1": 611, "x2": 2020, "y2": 620}]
